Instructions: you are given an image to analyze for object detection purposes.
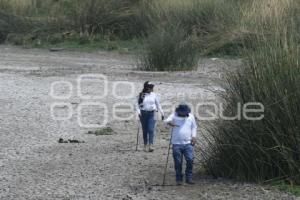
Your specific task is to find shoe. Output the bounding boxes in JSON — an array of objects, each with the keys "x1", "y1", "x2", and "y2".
[
  {"x1": 186, "y1": 180, "x2": 195, "y2": 185},
  {"x1": 176, "y1": 181, "x2": 183, "y2": 186},
  {"x1": 143, "y1": 145, "x2": 148, "y2": 152},
  {"x1": 149, "y1": 144, "x2": 155, "y2": 152}
]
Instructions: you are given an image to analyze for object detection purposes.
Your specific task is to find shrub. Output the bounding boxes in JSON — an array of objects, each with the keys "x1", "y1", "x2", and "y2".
[
  {"x1": 138, "y1": 0, "x2": 247, "y2": 71},
  {"x1": 5, "y1": 33, "x2": 24, "y2": 45},
  {"x1": 1, "y1": 0, "x2": 143, "y2": 43},
  {"x1": 140, "y1": 24, "x2": 199, "y2": 71},
  {"x1": 0, "y1": 18, "x2": 8, "y2": 42},
  {"x1": 138, "y1": 0, "x2": 245, "y2": 55},
  {"x1": 0, "y1": 9, "x2": 30, "y2": 43},
  {"x1": 204, "y1": 40, "x2": 300, "y2": 182},
  {"x1": 60, "y1": 0, "x2": 141, "y2": 39},
  {"x1": 203, "y1": 0, "x2": 300, "y2": 183}
]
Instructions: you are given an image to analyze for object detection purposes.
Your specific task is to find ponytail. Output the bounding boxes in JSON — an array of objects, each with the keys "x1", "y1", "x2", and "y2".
[
  {"x1": 138, "y1": 88, "x2": 147, "y2": 105},
  {"x1": 138, "y1": 81, "x2": 154, "y2": 106}
]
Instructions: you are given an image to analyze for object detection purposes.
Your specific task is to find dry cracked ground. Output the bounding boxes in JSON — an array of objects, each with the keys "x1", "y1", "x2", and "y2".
[{"x1": 0, "y1": 45, "x2": 298, "y2": 200}]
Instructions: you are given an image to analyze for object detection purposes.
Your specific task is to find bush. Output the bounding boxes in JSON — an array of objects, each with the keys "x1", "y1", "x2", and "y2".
[
  {"x1": 5, "y1": 33, "x2": 24, "y2": 45},
  {"x1": 203, "y1": 0, "x2": 300, "y2": 183},
  {"x1": 0, "y1": 10, "x2": 30, "y2": 43},
  {"x1": 204, "y1": 41, "x2": 300, "y2": 183},
  {"x1": 140, "y1": 24, "x2": 199, "y2": 71},
  {"x1": 60, "y1": 0, "x2": 141, "y2": 39},
  {"x1": 138, "y1": 0, "x2": 244, "y2": 55},
  {"x1": 138, "y1": 0, "x2": 247, "y2": 71},
  {"x1": 0, "y1": 18, "x2": 8, "y2": 42},
  {"x1": 1, "y1": 0, "x2": 143, "y2": 43}
]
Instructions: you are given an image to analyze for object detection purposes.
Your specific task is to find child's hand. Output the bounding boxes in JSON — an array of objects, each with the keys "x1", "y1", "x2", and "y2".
[{"x1": 191, "y1": 137, "x2": 197, "y2": 146}]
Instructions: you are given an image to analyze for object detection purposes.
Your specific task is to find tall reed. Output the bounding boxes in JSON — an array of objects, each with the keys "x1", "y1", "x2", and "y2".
[
  {"x1": 138, "y1": 0, "x2": 244, "y2": 70},
  {"x1": 202, "y1": 0, "x2": 300, "y2": 183}
]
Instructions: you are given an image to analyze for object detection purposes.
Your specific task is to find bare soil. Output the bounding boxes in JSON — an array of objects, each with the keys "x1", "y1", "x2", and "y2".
[{"x1": 0, "y1": 45, "x2": 297, "y2": 200}]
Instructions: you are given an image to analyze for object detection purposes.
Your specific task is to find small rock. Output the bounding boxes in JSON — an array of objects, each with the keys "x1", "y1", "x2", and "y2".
[{"x1": 58, "y1": 138, "x2": 68, "y2": 143}]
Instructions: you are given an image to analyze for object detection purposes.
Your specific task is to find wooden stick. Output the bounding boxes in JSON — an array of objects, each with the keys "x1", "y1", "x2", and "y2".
[{"x1": 162, "y1": 127, "x2": 173, "y2": 186}]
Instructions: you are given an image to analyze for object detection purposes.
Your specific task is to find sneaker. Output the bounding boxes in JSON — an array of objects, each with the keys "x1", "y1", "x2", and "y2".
[
  {"x1": 143, "y1": 145, "x2": 148, "y2": 152},
  {"x1": 149, "y1": 144, "x2": 155, "y2": 152},
  {"x1": 186, "y1": 180, "x2": 195, "y2": 185}
]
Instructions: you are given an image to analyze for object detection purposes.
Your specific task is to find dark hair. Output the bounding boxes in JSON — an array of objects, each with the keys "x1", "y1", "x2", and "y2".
[{"x1": 138, "y1": 81, "x2": 154, "y2": 105}]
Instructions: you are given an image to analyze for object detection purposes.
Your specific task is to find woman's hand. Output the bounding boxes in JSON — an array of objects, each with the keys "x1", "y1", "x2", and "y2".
[{"x1": 167, "y1": 123, "x2": 179, "y2": 127}]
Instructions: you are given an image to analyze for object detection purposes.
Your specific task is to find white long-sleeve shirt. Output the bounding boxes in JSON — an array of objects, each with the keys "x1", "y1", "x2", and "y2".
[
  {"x1": 164, "y1": 113, "x2": 197, "y2": 145},
  {"x1": 136, "y1": 92, "x2": 164, "y2": 116}
]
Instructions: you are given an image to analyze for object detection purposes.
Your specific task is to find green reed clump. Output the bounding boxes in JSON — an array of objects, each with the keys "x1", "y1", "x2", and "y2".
[
  {"x1": 203, "y1": 0, "x2": 300, "y2": 183},
  {"x1": 61, "y1": 0, "x2": 141, "y2": 39},
  {"x1": 140, "y1": 24, "x2": 199, "y2": 71},
  {"x1": 138, "y1": 0, "x2": 244, "y2": 71},
  {"x1": 0, "y1": 9, "x2": 31, "y2": 43},
  {"x1": 0, "y1": 0, "x2": 142, "y2": 44}
]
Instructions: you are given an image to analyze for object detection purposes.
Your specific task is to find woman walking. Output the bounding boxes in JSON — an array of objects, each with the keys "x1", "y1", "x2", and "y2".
[{"x1": 136, "y1": 81, "x2": 164, "y2": 152}]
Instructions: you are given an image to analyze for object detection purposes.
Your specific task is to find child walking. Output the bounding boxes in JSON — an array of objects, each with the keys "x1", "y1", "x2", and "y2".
[{"x1": 164, "y1": 104, "x2": 197, "y2": 185}]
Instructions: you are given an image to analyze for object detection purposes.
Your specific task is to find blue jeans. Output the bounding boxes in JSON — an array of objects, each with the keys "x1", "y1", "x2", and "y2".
[
  {"x1": 172, "y1": 144, "x2": 194, "y2": 182},
  {"x1": 140, "y1": 111, "x2": 156, "y2": 145}
]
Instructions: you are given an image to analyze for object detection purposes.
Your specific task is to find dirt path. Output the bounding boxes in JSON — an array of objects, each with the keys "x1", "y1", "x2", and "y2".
[{"x1": 0, "y1": 45, "x2": 296, "y2": 200}]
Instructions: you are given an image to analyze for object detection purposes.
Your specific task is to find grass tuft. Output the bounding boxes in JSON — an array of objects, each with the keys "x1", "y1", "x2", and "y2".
[{"x1": 139, "y1": 24, "x2": 199, "y2": 71}]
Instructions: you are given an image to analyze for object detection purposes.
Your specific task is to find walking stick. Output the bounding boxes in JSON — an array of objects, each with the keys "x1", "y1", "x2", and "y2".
[
  {"x1": 162, "y1": 127, "x2": 173, "y2": 186},
  {"x1": 135, "y1": 122, "x2": 140, "y2": 151}
]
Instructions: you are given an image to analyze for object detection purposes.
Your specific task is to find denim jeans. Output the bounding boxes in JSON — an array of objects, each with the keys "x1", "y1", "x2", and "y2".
[
  {"x1": 140, "y1": 111, "x2": 156, "y2": 145},
  {"x1": 172, "y1": 144, "x2": 194, "y2": 182}
]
